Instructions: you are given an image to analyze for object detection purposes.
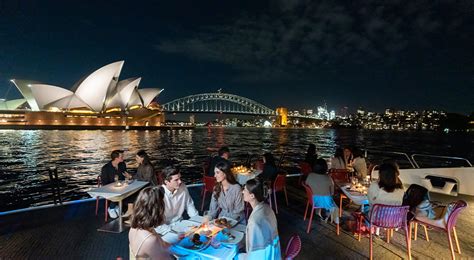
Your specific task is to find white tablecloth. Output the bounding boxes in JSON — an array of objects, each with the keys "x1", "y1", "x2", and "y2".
[
  {"x1": 87, "y1": 180, "x2": 149, "y2": 202},
  {"x1": 234, "y1": 172, "x2": 257, "y2": 185},
  {"x1": 339, "y1": 184, "x2": 369, "y2": 206}
]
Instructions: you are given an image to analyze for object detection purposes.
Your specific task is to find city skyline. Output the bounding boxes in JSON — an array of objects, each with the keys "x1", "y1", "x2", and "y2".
[{"x1": 0, "y1": 0, "x2": 473, "y2": 114}]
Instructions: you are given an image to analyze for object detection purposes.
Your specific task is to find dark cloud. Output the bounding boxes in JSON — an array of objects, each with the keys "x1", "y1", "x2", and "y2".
[{"x1": 156, "y1": 1, "x2": 472, "y2": 83}]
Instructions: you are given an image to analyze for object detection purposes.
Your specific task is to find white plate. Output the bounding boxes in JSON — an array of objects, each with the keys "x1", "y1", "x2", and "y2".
[
  {"x1": 171, "y1": 220, "x2": 200, "y2": 233},
  {"x1": 214, "y1": 229, "x2": 244, "y2": 244},
  {"x1": 213, "y1": 217, "x2": 238, "y2": 228}
]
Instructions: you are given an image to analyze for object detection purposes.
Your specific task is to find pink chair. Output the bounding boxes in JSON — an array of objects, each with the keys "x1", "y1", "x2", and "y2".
[
  {"x1": 298, "y1": 162, "x2": 312, "y2": 185},
  {"x1": 95, "y1": 176, "x2": 109, "y2": 222},
  {"x1": 359, "y1": 204, "x2": 411, "y2": 260},
  {"x1": 201, "y1": 176, "x2": 216, "y2": 211},
  {"x1": 412, "y1": 200, "x2": 467, "y2": 260},
  {"x1": 272, "y1": 174, "x2": 288, "y2": 214},
  {"x1": 284, "y1": 234, "x2": 302, "y2": 260},
  {"x1": 302, "y1": 184, "x2": 340, "y2": 235}
]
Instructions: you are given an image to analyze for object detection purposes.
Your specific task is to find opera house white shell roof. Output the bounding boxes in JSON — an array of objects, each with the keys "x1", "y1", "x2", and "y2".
[{"x1": 8, "y1": 61, "x2": 163, "y2": 112}]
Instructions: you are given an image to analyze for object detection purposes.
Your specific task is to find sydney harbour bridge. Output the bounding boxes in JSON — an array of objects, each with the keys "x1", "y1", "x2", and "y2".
[
  {"x1": 161, "y1": 91, "x2": 277, "y2": 116},
  {"x1": 160, "y1": 91, "x2": 318, "y2": 122}
]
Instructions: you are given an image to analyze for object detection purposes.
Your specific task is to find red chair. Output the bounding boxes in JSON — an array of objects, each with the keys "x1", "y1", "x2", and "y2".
[
  {"x1": 329, "y1": 169, "x2": 350, "y2": 183},
  {"x1": 284, "y1": 234, "x2": 302, "y2": 260},
  {"x1": 201, "y1": 176, "x2": 216, "y2": 211},
  {"x1": 412, "y1": 200, "x2": 467, "y2": 260},
  {"x1": 202, "y1": 159, "x2": 210, "y2": 176},
  {"x1": 272, "y1": 174, "x2": 288, "y2": 214},
  {"x1": 95, "y1": 176, "x2": 109, "y2": 222},
  {"x1": 155, "y1": 170, "x2": 164, "y2": 185},
  {"x1": 298, "y1": 162, "x2": 312, "y2": 185},
  {"x1": 359, "y1": 204, "x2": 411, "y2": 260},
  {"x1": 329, "y1": 169, "x2": 351, "y2": 217},
  {"x1": 254, "y1": 159, "x2": 264, "y2": 171},
  {"x1": 302, "y1": 184, "x2": 340, "y2": 235}
]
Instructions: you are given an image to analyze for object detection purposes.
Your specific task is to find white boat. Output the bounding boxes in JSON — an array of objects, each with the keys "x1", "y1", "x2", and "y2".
[{"x1": 368, "y1": 151, "x2": 474, "y2": 196}]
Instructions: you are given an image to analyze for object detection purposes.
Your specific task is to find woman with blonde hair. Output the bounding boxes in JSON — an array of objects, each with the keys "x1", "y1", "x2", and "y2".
[{"x1": 129, "y1": 187, "x2": 170, "y2": 259}]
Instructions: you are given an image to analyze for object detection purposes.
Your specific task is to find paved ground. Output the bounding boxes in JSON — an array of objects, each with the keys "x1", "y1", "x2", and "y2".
[{"x1": 1, "y1": 179, "x2": 473, "y2": 259}]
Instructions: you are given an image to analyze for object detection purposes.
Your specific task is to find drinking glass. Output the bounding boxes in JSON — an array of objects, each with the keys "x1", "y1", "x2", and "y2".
[{"x1": 202, "y1": 211, "x2": 210, "y2": 224}]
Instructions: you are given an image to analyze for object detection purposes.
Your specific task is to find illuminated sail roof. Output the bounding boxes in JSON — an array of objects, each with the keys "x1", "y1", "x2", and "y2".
[{"x1": 9, "y1": 61, "x2": 162, "y2": 112}]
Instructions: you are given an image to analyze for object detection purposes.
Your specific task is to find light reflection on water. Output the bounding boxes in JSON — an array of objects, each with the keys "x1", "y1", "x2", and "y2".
[{"x1": 0, "y1": 128, "x2": 473, "y2": 212}]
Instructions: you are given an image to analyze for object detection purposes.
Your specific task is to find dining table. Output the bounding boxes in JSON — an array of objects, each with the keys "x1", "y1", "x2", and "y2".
[
  {"x1": 232, "y1": 166, "x2": 260, "y2": 185},
  {"x1": 160, "y1": 215, "x2": 245, "y2": 260},
  {"x1": 87, "y1": 180, "x2": 148, "y2": 233},
  {"x1": 336, "y1": 182, "x2": 369, "y2": 212}
]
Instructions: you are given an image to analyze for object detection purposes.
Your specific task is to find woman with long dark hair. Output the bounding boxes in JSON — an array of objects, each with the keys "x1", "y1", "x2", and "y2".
[
  {"x1": 136, "y1": 150, "x2": 158, "y2": 186},
  {"x1": 208, "y1": 160, "x2": 245, "y2": 221},
  {"x1": 305, "y1": 143, "x2": 318, "y2": 166},
  {"x1": 257, "y1": 153, "x2": 278, "y2": 183},
  {"x1": 352, "y1": 148, "x2": 368, "y2": 179},
  {"x1": 129, "y1": 187, "x2": 170, "y2": 259},
  {"x1": 330, "y1": 148, "x2": 346, "y2": 169},
  {"x1": 367, "y1": 163, "x2": 404, "y2": 209},
  {"x1": 239, "y1": 178, "x2": 281, "y2": 259}
]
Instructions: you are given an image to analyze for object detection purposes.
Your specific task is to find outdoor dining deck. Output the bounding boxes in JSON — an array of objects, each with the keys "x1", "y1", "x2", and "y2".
[{"x1": 1, "y1": 178, "x2": 473, "y2": 259}]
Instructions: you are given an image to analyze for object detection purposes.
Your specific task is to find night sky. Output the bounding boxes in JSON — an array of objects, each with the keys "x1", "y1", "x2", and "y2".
[{"x1": 0, "y1": 0, "x2": 473, "y2": 114}]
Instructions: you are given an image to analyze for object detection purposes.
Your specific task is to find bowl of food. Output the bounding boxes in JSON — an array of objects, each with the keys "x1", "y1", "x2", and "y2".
[{"x1": 176, "y1": 233, "x2": 210, "y2": 251}]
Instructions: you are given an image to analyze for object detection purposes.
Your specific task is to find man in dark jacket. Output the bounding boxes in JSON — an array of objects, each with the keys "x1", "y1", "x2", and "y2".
[
  {"x1": 100, "y1": 150, "x2": 127, "y2": 218},
  {"x1": 207, "y1": 146, "x2": 231, "y2": 176}
]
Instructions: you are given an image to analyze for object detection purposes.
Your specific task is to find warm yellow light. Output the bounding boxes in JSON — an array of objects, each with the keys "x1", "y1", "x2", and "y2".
[
  {"x1": 69, "y1": 109, "x2": 96, "y2": 114},
  {"x1": 105, "y1": 107, "x2": 121, "y2": 113},
  {"x1": 129, "y1": 105, "x2": 141, "y2": 110}
]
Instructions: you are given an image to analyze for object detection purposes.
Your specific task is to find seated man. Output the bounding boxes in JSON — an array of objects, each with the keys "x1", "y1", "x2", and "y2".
[
  {"x1": 155, "y1": 165, "x2": 199, "y2": 234},
  {"x1": 100, "y1": 149, "x2": 127, "y2": 219},
  {"x1": 207, "y1": 146, "x2": 231, "y2": 176}
]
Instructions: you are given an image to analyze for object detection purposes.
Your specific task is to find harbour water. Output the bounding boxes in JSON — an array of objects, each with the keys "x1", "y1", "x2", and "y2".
[{"x1": 1, "y1": 128, "x2": 473, "y2": 212}]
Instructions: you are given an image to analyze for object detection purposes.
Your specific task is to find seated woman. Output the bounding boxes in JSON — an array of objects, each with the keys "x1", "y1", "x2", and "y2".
[
  {"x1": 257, "y1": 153, "x2": 278, "y2": 183},
  {"x1": 129, "y1": 187, "x2": 170, "y2": 260},
  {"x1": 343, "y1": 146, "x2": 353, "y2": 167},
  {"x1": 367, "y1": 163, "x2": 405, "y2": 212},
  {"x1": 239, "y1": 178, "x2": 281, "y2": 260},
  {"x1": 330, "y1": 148, "x2": 346, "y2": 170},
  {"x1": 403, "y1": 184, "x2": 451, "y2": 227},
  {"x1": 208, "y1": 160, "x2": 245, "y2": 222},
  {"x1": 305, "y1": 159, "x2": 339, "y2": 224},
  {"x1": 123, "y1": 150, "x2": 158, "y2": 217},
  {"x1": 305, "y1": 143, "x2": 318, "y2": 166},
  {"x1": 352, "y1": 148, "x2": 368, "y2": 179},
  {"x1": 135, "y1": 150, "x2": 158, "y2": 185}
]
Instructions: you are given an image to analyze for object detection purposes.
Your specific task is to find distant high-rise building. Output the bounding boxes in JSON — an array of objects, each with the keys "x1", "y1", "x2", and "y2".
[{"x1": 329, "y1": 110, "x2": 335, "y2": 120}]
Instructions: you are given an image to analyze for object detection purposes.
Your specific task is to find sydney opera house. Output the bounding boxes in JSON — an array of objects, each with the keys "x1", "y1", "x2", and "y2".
[{"x1": 0, "y1": 61, "x2": 166, "y2": 129}]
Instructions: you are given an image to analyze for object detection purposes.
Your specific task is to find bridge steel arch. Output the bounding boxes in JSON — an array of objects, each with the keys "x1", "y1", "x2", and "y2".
[{"x1": 162, "y1": 92, "x2": 275, "y2": 116}]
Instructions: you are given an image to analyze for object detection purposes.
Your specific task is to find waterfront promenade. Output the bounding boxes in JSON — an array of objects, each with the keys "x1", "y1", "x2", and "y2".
[{"x1": 1, "y1": 178, "x2": 473, "y2": 259}]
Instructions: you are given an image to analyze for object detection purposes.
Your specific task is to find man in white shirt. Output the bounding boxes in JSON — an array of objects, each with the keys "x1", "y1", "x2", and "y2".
[{"x1": 155, "y1": 166, "x2": 199, "y2": 234}]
